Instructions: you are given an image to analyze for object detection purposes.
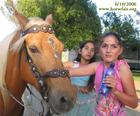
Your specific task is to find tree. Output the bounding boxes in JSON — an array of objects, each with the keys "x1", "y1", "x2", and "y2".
[
  {"x1": 101, "y1": 12, "x2": 140, "y2": 47},
  {"x1": 17, "y1": 0, "x2": 101, "y2": 49}
]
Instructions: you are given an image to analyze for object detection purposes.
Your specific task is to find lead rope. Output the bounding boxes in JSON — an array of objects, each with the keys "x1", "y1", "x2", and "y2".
[{"x1": 7, "y1": 89, "x2": 24, "y2": 107}]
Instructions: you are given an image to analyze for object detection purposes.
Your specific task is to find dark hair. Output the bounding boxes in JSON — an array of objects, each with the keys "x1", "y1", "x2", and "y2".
[
  {"x1": 99, "y1": 32, "x2": 124, "y2": 60},
  {"x1": 74, "y1": 40, "x2": 96, "y2": 91},
  {"x1": 75, "y1": 40, "x2": 96, "y2": 63},
  {"x1": 100, "y1": 32, "x2": 123, "y2": 45}
]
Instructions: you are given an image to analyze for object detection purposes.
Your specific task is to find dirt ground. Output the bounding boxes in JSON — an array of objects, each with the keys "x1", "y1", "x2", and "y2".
[{"x1": 126, "y1": 81, "x2": 140, "y2": 116}]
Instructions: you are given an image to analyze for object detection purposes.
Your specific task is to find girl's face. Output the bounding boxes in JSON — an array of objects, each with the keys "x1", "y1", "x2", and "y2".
[
  {"x1": 80, "y1": 42, "x2": 95, "y2": 61},
  {"x1": 99, "y1": 35, "x2": 123, "y2": 63}
]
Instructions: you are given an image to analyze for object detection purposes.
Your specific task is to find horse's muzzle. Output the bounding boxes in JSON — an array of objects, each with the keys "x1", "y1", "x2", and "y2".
[{"x1": 48, "y1": 89, "x2": 76, "y2": 114}]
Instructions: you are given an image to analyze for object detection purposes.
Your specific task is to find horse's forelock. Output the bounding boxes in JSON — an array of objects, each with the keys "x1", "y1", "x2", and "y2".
[
  {"x1": 24, "y1": 17, "x2": 48, "y2": 30},
  {"x1": 10, "y1": 35, "x2": 26, "y2": 53},
  {"x1": 11, "y1": 17, "x2": 48, "y2": 53}
]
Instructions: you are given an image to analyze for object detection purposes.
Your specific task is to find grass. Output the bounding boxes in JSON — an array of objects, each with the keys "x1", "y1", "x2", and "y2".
[{"x1": 133, "y1": 72, "x2": 140, "y2": 81}]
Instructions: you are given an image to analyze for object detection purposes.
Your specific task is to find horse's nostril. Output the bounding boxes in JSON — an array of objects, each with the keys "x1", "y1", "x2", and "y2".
[{"x1": 60, "y1": 96, "x2": 67, "y2": 103}]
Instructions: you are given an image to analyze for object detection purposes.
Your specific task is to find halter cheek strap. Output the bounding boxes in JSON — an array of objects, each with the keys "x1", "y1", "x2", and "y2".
[{"x1": 24, "y1": 44, "x2": 70, "y2": 101}]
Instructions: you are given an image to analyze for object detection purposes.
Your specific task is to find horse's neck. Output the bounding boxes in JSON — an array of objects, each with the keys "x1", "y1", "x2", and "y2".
[
  {"x1": 0, "y1": 31, "x2": 18, "y2": 89},
  {"x1": 5, "y1": 31, "x2": 26, "y2": 95},
  {"x1": 0, "y1": 31, "x2": 26, "y2": 115},
  {"x1": 5, "y1": 50, "x2": 26, "y2": 98}
]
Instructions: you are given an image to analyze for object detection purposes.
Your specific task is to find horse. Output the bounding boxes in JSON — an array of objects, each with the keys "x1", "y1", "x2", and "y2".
[{"x1": 0, "y1": 3, "x2": 76, "y2": 116}]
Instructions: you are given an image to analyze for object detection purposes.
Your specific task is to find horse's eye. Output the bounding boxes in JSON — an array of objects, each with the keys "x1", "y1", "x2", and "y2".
[{"x1": 29, "y1": 46, "x2": 39, "y2": 53}]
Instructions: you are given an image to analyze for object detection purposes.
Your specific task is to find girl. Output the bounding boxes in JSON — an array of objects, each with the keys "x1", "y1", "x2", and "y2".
[
  {"x1": 64, "y1": 40, "x2": 96, "y2": 116},
  {"x1": 68, "y1": 32, "x2": 138, "y2": 116}
]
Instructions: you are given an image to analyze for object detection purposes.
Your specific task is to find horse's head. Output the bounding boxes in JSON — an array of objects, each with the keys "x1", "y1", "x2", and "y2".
[{"x1": 10, "y1": 6, "x2": 76, "y2": 114}]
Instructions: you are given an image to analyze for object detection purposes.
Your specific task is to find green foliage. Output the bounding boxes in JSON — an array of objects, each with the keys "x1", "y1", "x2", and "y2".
[
  {"x1": 101, "y1": 12, "x2": 140, "y2": 47},
  {"x1": 133, "y1": 72, "x2": 140, "y2": 81},
  {"x1": 17, "y1": 0, "x2": 41, "y2": 17},
  {"x1": 17, "y1": 0, "x2": 101, "y2": 49}
]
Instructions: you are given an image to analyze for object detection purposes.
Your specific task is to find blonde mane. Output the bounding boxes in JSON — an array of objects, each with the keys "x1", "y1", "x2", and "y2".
[{"x1": 0, "y1": 31, "x2": 17, "y2": 88}]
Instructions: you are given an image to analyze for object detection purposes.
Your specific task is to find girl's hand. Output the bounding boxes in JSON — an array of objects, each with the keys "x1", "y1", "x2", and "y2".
[
  {"x1": 104, "y1": 76, "x2": 117, "y2": 93},
  {"x1": 79, "y1": 87, "x2": 89, "y2": 94}
]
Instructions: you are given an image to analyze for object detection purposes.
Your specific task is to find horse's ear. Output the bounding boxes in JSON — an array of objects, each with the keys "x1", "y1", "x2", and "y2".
[
  {"x1": 45, "y1": 14, "x2": 53, "y2": 25},
  {"x1": 8, "y1": 1, "x2": 29, "y2": 30},
  {"x1": 14, "y1": 10, "x2": 29, "y2": 30}
]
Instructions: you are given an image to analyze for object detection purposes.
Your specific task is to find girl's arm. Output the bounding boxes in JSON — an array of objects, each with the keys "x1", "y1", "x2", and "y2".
[
  {"x1": 113, "y1": 64, "x2": 138, "y2": 108},
  {"x1": 69, "y1": 62, "x2": 98, "y2": 77}
]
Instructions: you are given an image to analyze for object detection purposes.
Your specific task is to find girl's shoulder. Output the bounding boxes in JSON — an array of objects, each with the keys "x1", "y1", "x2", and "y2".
[
  {"x1": 92, "y1": 61, "x2": 102, "y2": 72},
  {"x1": 115, "y1": 59, "x2": 132, "y2": 80},
  {"x1": 94, "y1": 61, "x2": 101, "y2": 66},
  {"x1": 115, "y1": 59, "x2": 130, "y2": 71}
]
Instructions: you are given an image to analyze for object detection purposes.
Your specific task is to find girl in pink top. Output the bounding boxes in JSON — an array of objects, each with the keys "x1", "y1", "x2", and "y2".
[{"x1": 69, "y1": 32, "x2": 138, "y2": 116}]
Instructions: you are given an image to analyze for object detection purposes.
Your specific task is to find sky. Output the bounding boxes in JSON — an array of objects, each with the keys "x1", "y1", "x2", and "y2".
[
  {"x1": 0, "y1": 0, "x2": 140, "y2": 42},
  {"x1": 0, "y1": 0, "x2": 16, "y2": 42}
]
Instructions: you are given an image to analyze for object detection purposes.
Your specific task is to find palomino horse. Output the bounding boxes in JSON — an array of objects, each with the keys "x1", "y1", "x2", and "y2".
[{"x1": 0, "y1": 3, "x2": 76, "y2": 116}]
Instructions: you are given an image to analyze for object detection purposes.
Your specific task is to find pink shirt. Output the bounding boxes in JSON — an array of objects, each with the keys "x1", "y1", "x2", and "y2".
[{"x1": 94, "y1": 60, "x2": 129, "y2": 116}]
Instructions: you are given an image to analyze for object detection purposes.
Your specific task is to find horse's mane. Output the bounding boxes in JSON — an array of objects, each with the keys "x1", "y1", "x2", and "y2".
[
  {"x1": 0, "y1": 31, "x2": 17, "y2": 88},
  {"x1": 0, "y1": 17, "x2": 47, "y2": 88}
]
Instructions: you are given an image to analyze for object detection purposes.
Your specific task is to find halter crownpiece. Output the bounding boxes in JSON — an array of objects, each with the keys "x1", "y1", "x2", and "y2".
[{"x1": 22, "y1": 24, "x2": 54, "y2": 36}]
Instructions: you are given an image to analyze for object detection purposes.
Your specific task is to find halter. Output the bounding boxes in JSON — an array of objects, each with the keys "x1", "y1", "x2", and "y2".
[
  {"x1": 25, "y1": 50, "x2": 70, "y2": 100},
  {"x1": 22, "y1": 24, "x2": 54, "y2": 36},
  {"x1": 22, "y1": 24, "x2": 70, "y2": 116}
]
